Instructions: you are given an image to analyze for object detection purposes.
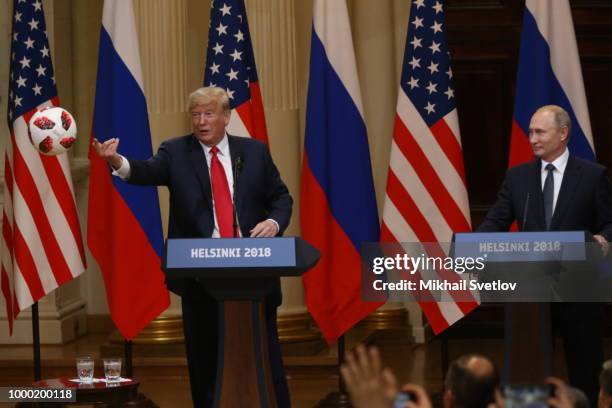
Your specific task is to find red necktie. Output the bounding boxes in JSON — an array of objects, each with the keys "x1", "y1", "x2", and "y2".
[{"x1": 209, "y1": 146, "x2": 234, "y2": 237}]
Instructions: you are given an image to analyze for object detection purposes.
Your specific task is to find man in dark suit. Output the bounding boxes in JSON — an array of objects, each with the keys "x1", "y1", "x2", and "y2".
[
  {"x1": 478, "y1": 105, "x2": 612, "y2": 404},
  {"x1": 93, "y1": 86, "x2": 293, "y2": 407}
]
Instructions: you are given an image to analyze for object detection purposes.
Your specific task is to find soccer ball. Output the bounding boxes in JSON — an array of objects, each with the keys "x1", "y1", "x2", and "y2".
[{"x1": 28, "y1": 107, "x2": 77, "y2": 156}]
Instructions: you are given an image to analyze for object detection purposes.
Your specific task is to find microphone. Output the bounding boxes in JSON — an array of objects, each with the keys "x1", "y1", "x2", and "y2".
[
  {"x1": 522, "y1": 192, "x2": 530, "y2": 231},
  {"x1": 235, "y1": 156, "x2": 243, "y2": 174},
  {"x1": 232, "y1": 156, "x2": 243, "y2": 238}
]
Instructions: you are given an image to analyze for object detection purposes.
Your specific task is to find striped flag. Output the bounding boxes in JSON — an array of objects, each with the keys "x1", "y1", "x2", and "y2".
[
  {"x1": 509, "y1": 0, "x2": 594, "y2": 166},
  {"x1": 204, "y1": 0, "x2": 268, "y2": 143},
  {"x1": 301, "y1": 0, "x2": 382, "y2": 343},
  {"x1": 380, "y1": 0, "x2": 478, "y2": 334},
  {"x1": 2, "y1": 0, "x2": 86, "y2": 333},
  {"x1": 87, "y1": 0, "x2": 169, "y2": 340}
]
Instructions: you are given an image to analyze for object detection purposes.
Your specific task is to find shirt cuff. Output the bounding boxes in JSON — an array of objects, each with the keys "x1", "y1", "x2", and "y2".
[
  {"x1": 111, "y1": 155, "x2": 131, "y2": 180},
  {"x1": 267, "y1": 218, "x2": 280, "y2": 235}
]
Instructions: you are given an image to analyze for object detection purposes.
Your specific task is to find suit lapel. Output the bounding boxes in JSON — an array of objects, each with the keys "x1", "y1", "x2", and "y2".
[
  {"x1": 551, "y1": 155, "x2": 582, "y2": 230},
  {"x1": 187, "y1": 136, "x2": 213, "y2": 209},
  {"x1": 529, "y1": 159, "x2": 547, "y2": 231}
]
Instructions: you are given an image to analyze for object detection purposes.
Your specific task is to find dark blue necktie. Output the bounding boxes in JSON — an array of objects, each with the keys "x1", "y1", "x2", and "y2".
[{"x1": 543, "y1": 163, "x2": 555, "y2": 230}]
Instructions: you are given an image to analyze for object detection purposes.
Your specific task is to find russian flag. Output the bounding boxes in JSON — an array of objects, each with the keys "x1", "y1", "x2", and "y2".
[
  {"x1": 87, "y1": 0, "x2": 169, "y2": 340},
  {"x1": 509, "y1": 0, "x2": 594, "y2": 167},
  {"x1": 300, "y1": 0, "x2": 382, "y2": 343}
]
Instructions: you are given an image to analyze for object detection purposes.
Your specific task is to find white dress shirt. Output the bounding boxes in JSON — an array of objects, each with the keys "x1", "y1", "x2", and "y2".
[
  {"x1": 540, "y1": 147, "x2": 569, "y2": 214},
  {"x1": 202, "y1": 135, "x2": 237, "y2": 237}
]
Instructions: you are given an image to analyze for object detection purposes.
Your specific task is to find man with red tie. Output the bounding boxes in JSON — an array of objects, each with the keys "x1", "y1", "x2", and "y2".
[{"x1": 93, "y1": 86, "x2": 293, "y2": 407}]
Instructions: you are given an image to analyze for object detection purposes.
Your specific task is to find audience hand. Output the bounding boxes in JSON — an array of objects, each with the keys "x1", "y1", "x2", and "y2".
[
  {"x1": 340, "y1": 345, "x2": 398, "y2": 408},
  {"x1": 547, "y1": 377, "x2": 573, "y2": 408},
  {"x1": 401, "y1": 384, "x2": 433, "y2": 408},
  {"x1": 487, "y1": 389, "x2": 504, "y2": 408},
  {"x1": 594, "y1": 234, "x2": 610, "y2": 257}
]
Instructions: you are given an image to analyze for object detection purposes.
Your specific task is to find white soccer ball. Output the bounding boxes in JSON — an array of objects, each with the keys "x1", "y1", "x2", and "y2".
[{"x1": 28, "y1": 107, "x2": 77, "y2": 156}]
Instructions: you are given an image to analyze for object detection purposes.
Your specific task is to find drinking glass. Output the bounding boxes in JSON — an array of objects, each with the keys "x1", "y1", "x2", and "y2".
[
  {"x1": 76, "y1": 356, "x2": 94, "y2": 383},
  {"x1": 103, "y1": 358, "x2": 121, "y2": 384}
]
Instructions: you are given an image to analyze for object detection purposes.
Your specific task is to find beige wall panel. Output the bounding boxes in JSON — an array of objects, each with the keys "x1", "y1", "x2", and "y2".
[
  {"x1": 69, "y1": 0, "x2": 105, "y2": 318},
  {"x1": 351, "y1": 0, "x2": 398, "y2": 212},
  {"x1": 134, "y1": 0, "x2": 190, "y2": 143},
  {"x1": 185, "y1": 0, "x2": 210, "y2": 96},
  {"x1": 247, "y1": 0, "x2": 299, "y2": 111},
  {"x1": 393, "y1": 0, "x2": 411, "y2": 81},
  {"x1": 71, "y1": 0, "x2": 103, "y2": 158},
  {"x1": 43, "y1": 0, "x2": 73, "y2": 114}
]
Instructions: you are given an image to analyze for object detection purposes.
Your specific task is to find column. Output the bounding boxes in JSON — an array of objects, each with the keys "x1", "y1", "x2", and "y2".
[
  {"x1": 350, "y1": 0, "x2": 413, "y2": 337},
  {"x1": 246, "y1": 0, "x2": 321, "y2": 350}
]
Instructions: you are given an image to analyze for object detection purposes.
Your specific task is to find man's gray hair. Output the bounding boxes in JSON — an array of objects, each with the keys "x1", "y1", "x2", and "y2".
[
  {"x1": 444, "y1": 354, "x2": 499, "y2": 408},
  {"x1": 535, "y1": 105, "x2": 572, "y2": 137},
  {"x1": 600, "y1": 359, "x2": 612, "y2": 396},
  {"x1": 188, "y1": 86, "x2": 230, "y2": 113}
]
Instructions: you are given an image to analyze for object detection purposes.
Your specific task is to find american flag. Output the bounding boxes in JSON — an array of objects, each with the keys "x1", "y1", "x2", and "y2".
[
  {"x1": 2, "y1": 0, "x2": 86, "y2": 333},
  {"x1": 380, "y1": 0, "x2": 478, "y2": 334},
  {"x1": 204, "y1": 0, "x2": 268, "y2": 143}
]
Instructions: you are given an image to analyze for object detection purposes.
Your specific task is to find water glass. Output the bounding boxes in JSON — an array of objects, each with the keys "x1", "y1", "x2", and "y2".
[
  {"x1": 103, "y1": 358, "x2": 122, "y2": 384},
  {"x1": 76, "y1": 356, "x2": 94, "y2": 383}
]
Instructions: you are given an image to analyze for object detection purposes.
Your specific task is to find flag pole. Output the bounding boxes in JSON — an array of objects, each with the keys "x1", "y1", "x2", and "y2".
[
  {"x1": 124, "y1": 339, "x2": 133, "y2": 378},
  {"x1": 32, "y1": 302, "x2": 42, "y2": 381},
  {"x1": 315, "y1": 335, "x2": 351, "y2": 407},
  {"x1": 338, "y1": 335, "x2": 347, "y2": 395}
]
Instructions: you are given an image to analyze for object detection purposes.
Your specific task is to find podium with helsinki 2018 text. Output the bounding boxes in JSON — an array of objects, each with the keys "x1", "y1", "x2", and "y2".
[
  {"x1": 162, "y1": 237, "x2": 319, "y2": 408},
  {"x1": 453, "y1": 231, "x2": 597, "y2": 383}
]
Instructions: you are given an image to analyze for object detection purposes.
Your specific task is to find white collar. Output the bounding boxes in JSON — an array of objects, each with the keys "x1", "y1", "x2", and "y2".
[
  {"x1": 541, "y1": 147, "x2": 569, "y2": 174},
  {"x1": 201, "y1": 133, "x2": 229, "y2": 155}
]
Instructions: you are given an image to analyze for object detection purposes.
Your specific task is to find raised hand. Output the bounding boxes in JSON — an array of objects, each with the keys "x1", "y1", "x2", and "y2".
[
  {"x1": 402, "y1": 384, "x2": 433, "y2": 408},
  {"x1": 92, "y1": 138, "x2": 123, "y2": 169},
  {"x1": 340, "y1": 345, "x2": 398, "y2": 408}
]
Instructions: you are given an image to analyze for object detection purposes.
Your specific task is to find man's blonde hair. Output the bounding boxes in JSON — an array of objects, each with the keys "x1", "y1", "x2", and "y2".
[{"x1": 188, "y1": 87, "x2": 230, "y2": 112}]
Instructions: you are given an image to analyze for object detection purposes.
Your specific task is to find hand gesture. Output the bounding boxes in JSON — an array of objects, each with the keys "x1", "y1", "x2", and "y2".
[
  {"x1": 546, "y1": 377, "x2": 573, "y2": 408},
  {"x1": 340, "y1": 345, "x2": 398, "y2": 408},
  {"x1": 401, "y1": 384, "x2": 433, "y2": 408},
  {"x1": 249, "y1": 219, "x2": 278, "y2": 237},
  {"x1": 593, "y1": 234, "x2": 610, "y2": 257},
  {"x1": 92, "y1": 138, "x2": 123, "y2": 169}
]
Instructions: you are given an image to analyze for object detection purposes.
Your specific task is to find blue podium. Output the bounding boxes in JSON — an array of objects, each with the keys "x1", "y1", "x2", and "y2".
[
  {"x1": 163, "y1": 237, "x2": 319, "y2": 408},
  {"x1": 453, "y1": 231, "x2": 595, "y2": 383}
]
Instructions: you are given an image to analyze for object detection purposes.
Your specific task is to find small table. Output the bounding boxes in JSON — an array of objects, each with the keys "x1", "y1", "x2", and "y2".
[{"x1": 15, "y1": 378, "x2": 157, "y2": 407}]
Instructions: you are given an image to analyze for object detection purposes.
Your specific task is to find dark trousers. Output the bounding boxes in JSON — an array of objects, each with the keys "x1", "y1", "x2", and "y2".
[
  {"x1": 554, "y1": 303, "x2": 604, "y2": 407},
  {"x1": 181, "y1": 292, "x2": 291, "y2": 408}
]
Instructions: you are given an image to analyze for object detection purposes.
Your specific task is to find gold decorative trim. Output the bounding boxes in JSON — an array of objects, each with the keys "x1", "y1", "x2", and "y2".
[
  {"x1": 110, "y1": 316, "x2": 184, "y2": 344},
  {"x1": 359, "y1": 308, "x2": 408, "y2": 330},
  {"x1": 277, "y1": 312, "x2": 321, "y2": 344}
]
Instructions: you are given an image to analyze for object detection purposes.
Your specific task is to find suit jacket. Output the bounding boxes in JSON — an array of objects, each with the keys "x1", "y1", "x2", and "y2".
[
  {"x1": 126, "y1": 133, "x2": 293, "y2": 301},
  {"x1": 477, "y1": 155, "x2": 612, "y2": 240}
]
